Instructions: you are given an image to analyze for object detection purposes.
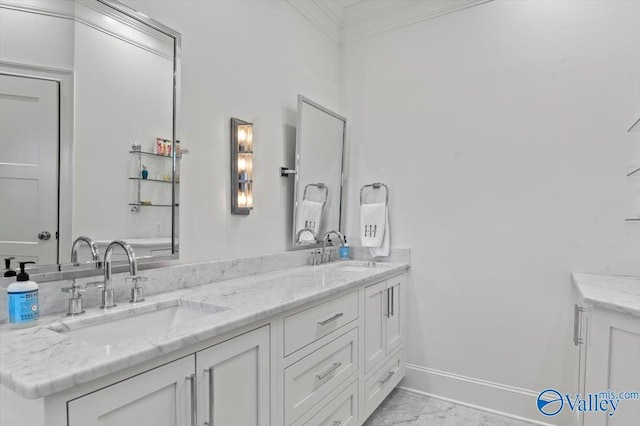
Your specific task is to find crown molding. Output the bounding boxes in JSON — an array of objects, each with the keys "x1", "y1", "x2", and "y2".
[
  {"x1": 342, "y1": 0, "x2": 492, "y2": 43},
  {"x1": 288, "y1": 0, "x2": 492, "y2": 45},
  {"x1": 287, "y1": 0, "x2": 341, "y2": 44}
]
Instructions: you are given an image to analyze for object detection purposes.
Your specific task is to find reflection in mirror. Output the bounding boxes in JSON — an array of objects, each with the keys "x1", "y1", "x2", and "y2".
[
  {"x1": 0, "y1": 0, "x2": 181, "y2": 277},
  {"x1": 292, "y1": 95, "x2": 346, "y2": 246}
]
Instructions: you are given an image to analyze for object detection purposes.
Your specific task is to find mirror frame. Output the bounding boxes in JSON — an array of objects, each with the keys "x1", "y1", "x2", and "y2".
[
  {"x1": 291, "y1": 95, "x2": 347, "y2": 248},
  {"x1": 0, "y1": 0, "x2": 182, "y2": 282}
]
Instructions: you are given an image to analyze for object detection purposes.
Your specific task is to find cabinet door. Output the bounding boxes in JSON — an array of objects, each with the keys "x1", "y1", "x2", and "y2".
[
  {"x1": 364, "y1": 280, "x2": 387, "y2": 373},
  {"x1": 584, "y1": 308, "x2": 640, "y2": 426},
  {"x1": 68, "y1": 356, "x2": 194, "y2": 426},
  {"x1": 386, "y1": 276, "x2": 403, "y2": 354},
  {"x1": 196, "y1": 325, "x2": 270, "y2": 426}
]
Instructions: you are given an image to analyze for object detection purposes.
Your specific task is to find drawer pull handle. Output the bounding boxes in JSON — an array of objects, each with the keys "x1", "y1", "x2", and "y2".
[
  {"x1": 379, "y1": 371, "x2": 394, "y2": 386},
  {"x1": 188, "y1": 374, "x2": 197, "y2": 426},
  {"x1": 573, "y1": 304, "x2": 587, "y2": 346},
  {"x1": 316, "y1": 361, "x2": 342, "y2": 380},
  {"x1": 318, "y1": 312, "x2": 344, "y2": 326},
  {"x1": 205, "y1": 368, "x2": 214, "y2": 426}
]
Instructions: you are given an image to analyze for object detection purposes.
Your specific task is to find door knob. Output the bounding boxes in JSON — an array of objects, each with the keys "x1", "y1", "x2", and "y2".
[{"x1": 38, "y1": 231, "x2": 51, "y2": 241}]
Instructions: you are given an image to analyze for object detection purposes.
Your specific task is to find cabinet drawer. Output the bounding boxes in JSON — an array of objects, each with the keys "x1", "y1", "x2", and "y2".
[
  {"x1": 284, "y1": 327, "x2": 359, "y2": 425},
  {"x1": 284, "y1": 291, "x2": 358, "y2": 356},
  {"x1": 364, "y1": 349, "x2": 403, "y2": 417},
  {"x1": 300, "y1": 378, "x2": 359, "y2": 426}
]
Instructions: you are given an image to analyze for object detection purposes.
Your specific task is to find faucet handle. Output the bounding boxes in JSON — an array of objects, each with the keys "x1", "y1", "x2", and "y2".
[
  {"x1": 61, "y1": 283, "x2": 85, "y2": 294},
  {"x1": 126, "y1": 275, "x2": 148, "y2": 303},
  {"x1": 126, "y1": 275, "x2": 148, "y2": 285},
  {"x1": 61, "y1": 281, "x2": 87, "y2": 316},
  {"x1": 85, "y1": 280, "x2": 105, "y2": 290},
  {"x1": 126, "y1": 276, "x2": 146, "y2": 303}
]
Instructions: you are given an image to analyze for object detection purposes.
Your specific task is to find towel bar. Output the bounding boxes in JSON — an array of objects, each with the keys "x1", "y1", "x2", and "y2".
[
  {"x1": 360, "y1": 182, "x2": 389, "y2": 206},
  {"x1": 303, "y1": 183, "x2": 328, "y2": 207}
]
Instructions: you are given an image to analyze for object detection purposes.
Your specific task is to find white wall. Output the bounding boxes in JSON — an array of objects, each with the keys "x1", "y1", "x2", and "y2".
[
  {"x1": 0, "y1": 1, "x2": 74, "y2": 70},
  {"x1": 341, "y1": 0, "x2": 639, "y2": 421},
  {"x1": 123, "y1": 0, "x2": 341, "y2": 263}
]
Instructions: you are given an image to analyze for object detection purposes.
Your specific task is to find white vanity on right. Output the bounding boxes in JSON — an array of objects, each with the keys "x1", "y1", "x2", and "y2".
[{"x1": 572, "y1": 273, "x2": 640, "y2": 426}]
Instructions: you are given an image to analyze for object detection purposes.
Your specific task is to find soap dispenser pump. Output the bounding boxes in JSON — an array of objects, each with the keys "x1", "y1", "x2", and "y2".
[
  {"x1": 7, "y1": 261, "x2": 39, "y2": 328},
  {"x1": 3, "y1": 257, "x2": 16, "y2": 278}
]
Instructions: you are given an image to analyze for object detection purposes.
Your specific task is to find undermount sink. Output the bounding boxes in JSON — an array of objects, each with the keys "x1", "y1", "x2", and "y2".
[
  {"x1": 328, "y1": 261, "x2": 379, "y2": 273},
  {"x1": 47, "y1": 299, "x2": 228, "y2": 346}
]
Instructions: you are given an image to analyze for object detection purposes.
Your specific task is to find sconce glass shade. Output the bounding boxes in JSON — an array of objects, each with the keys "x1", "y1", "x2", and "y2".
[{"x1": 231, "y1": 117, "x2": 253, "y2": 214}]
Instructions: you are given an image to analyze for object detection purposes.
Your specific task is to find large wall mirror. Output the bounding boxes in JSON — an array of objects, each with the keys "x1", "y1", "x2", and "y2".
[
  {"x1": 0, "y1": 0, "x2": 181, "y2": 278},
  {"x1": 292, "y1": 95, "x2": 346, "y2": 246}
]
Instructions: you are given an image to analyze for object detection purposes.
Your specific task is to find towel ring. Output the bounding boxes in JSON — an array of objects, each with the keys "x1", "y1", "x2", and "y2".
[
  {"x1": 303, "y1": 183, "x2": 328, "y2": 207},
  {"x1": 360, "y1": 182, "x2": 389, "y2": 206}
]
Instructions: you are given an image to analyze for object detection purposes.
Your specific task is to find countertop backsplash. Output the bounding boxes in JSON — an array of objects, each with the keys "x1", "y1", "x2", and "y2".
[{"x1": 0, "y1": 247, "x2": 410, "y2": 322}]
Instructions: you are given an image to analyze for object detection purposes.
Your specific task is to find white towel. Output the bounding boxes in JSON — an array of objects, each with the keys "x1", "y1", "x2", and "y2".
[
  {"x1": 297, "y1": 200, "x2": 323, "y2": 242},
  {"x1": 361, "y1": 202, "x2": 389, "y2": 257}
]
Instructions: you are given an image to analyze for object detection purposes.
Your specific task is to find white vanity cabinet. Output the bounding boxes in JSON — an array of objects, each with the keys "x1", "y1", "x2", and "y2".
[
  {"x1": 66, "y1": 325, "x2": 271, "y2": 426},
  {"x1": 280, "y1": 290, "x2": 360, "y2": 425},
  {"x1": 364, "y1": 275, "x2": 403, "y2": 373},
  {"x1": 0, "y1": 268, "x2": 408, "y2": 426},
  {"x1": 67, "y1": 355, "x2": 194, "y2": 426},
  {"x1": 279, "y1": 273, "x2": 405, "y2": 426},
  {"x1": 363, "y1": 275, "x2": 404, "y2": 418},
  {"x1": 196, "y1": 325, "x2": 271, "y2": 426},
  {"x1": 575, "y1": 305, "x2": 640, "y2": 426}
]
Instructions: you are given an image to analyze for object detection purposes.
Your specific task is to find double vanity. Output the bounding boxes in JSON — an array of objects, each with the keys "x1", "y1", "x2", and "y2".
[
  {"x1": 0, "y1": 1, "x2": 405, "y2": 424},
  {"x1": 0, "y1": 253, "x2": 410, "y2": 426}
]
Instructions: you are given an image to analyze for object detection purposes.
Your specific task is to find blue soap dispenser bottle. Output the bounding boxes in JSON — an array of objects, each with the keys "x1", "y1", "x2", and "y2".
[
  {"x1": 7, "y1": 261, "x2": 39, "y2": 328},
  {"x1": 339, "y1": 237, "x2": 351, "y2": 260}
]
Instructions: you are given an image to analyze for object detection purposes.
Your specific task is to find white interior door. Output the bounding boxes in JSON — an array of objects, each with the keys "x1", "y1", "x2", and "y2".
[{"x1": 0, "y1": 73, "x2": 59, "y2": 265}]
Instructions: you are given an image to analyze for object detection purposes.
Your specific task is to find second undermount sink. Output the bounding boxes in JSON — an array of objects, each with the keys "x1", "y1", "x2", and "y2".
[
  {"x1": 47, "y1": 299, "x2": 228, "y2": 346},
  {"x1": 327, "y1": 261, "x2": 380, "y2": 273}
]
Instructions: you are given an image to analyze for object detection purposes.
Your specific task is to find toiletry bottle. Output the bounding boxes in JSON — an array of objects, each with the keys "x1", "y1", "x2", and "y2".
[
  {"x1": 7, "y1": 261, "x2": 39, "y2": 328},
  {"x1": 3, "y1": 257, "x2": 16, "y2": 278},
  {"x1": 339, "y1": 238, "x2": 351, "y2": 260}
]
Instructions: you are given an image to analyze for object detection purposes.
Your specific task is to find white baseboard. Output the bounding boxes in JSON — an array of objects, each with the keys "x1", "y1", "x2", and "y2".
[{"x1": 401, "y1": 363, "x2": 574, "y2": 426}]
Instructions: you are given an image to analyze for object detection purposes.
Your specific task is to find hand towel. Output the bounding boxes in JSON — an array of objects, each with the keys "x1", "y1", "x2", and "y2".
[
  {"x1": 297, "y1": 200, "x2": 324, "y2": 242},
  {"x1": 361, "y1": 202, "x2": 389, "y2": 257},
  {"x1": 370, "y1": 206, "x2": 390, "y2": 257}
]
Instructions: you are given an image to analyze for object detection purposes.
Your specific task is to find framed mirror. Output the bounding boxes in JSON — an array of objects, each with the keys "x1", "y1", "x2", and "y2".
[
  {"x1": 292, "y1": 95, "x2": 346, "y2": 246},
  {"x1": 0, "y1": 0, "x2": 181, "y2": 278}
]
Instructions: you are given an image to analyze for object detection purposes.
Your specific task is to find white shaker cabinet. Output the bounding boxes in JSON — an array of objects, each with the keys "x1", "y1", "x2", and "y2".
[
  {"x1": 575, "y1": 305, "x2": 640, "y2": 426},
  {"x1": 0, "y1": 268, "x2": 408, "y2": 426},
  {"x1": 364, "y1": 275, "x2": 403, "y2": 373},
  {"x1": 67, "y1": 355, "x2": 195, "y2": 426},
  {"x1": 196, "y1": 325, "x2": 271, "y2": 426},
  {"x1": 65, "y1": 326, "x2": 270, "y2": 426}
]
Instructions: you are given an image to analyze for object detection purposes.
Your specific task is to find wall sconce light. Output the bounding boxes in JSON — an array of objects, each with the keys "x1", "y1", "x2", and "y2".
[{"x1": 231, "y1": 117, "x2": 253, "y2": 215}]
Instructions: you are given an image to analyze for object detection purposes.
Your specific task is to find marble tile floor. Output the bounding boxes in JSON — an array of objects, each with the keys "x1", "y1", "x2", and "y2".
[{"x1": 365, "y1": 388, "x2": 541, "y2": 426}]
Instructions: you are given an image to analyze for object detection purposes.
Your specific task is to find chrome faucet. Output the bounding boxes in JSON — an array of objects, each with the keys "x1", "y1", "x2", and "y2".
[
  {"x1": 71, "y1": 235, "x2": 101, "y2": 268},
  {"x1": 321, "y1": 230, "x2": 346, "y2": 264},
  {"x1": 295, "y1": 227, "x2": 318, "y2": 243},
  {"x1": 101, "y1": 240, "x2": 140, "y2": 309}
]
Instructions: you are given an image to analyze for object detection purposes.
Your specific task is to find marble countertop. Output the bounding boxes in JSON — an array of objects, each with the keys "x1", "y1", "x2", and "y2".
[
  {"x1": 0, "y1": 261, "x2": 408, "y2": 399},
  {"x1": 572, "y1": 273, "x2": 640, "y2": 317}
]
